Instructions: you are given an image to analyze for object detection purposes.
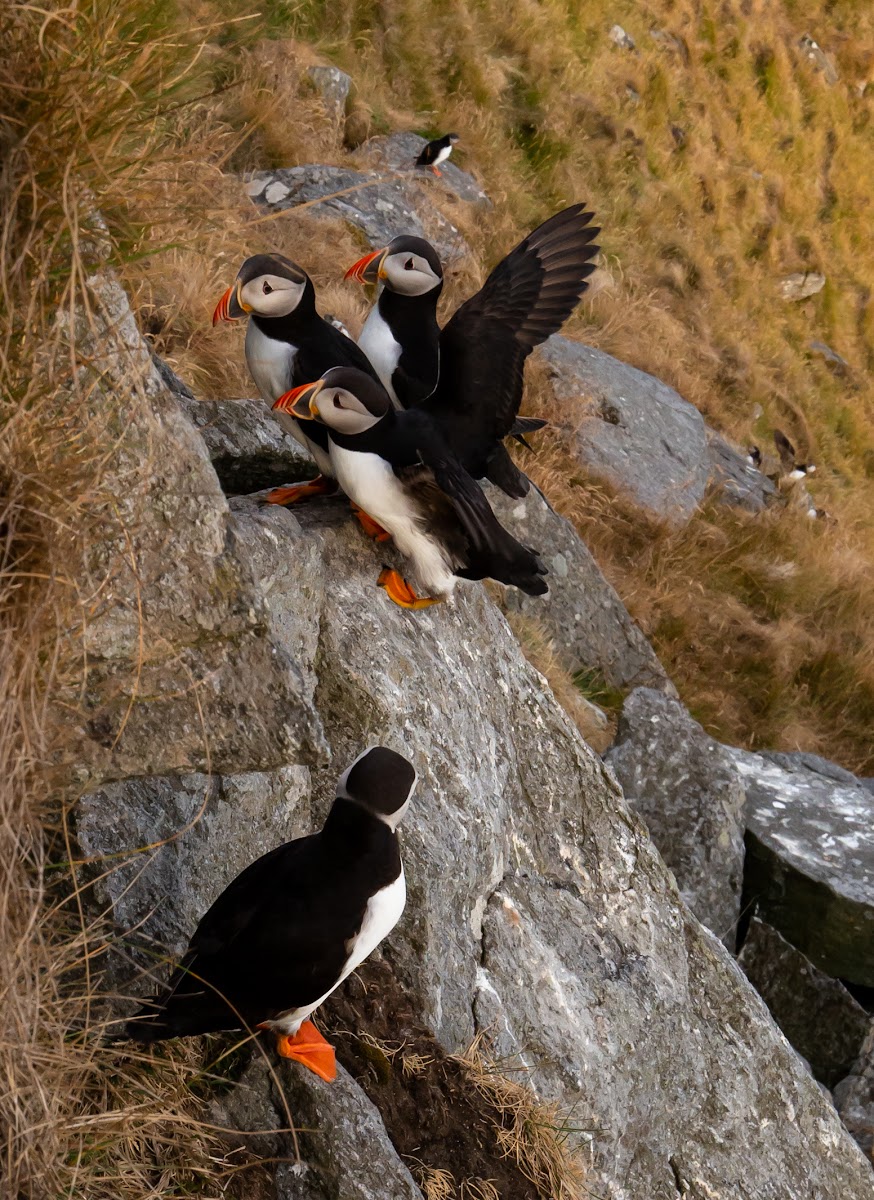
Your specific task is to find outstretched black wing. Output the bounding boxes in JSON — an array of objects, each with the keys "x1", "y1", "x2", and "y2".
[{"x1": 422, "y1": 204, "x2": 600, "y2": 479}]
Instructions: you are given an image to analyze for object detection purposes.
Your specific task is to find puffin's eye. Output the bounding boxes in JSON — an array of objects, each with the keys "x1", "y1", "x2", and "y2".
[
  {"x1": 404, "y1": 259, "x2": 415, "y2": 270},
  {"x1": 262, "y1": 280, "x2": 273, "y2": 294},
  {"x1": 333, "y1": 394, "x2": 343, "y2": 407}
]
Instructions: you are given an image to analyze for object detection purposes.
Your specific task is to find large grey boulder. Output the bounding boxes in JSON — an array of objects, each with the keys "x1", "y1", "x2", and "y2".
[
  {"x1": 214, "y1": 1057, "x2": 422, "y2": 1200},
  {"x1": 606, "y1": 688, "x2": 746, "y2": 943},
  {"x1": 489, "y1": 484, "x2": 672, "y2": 692},
  {"x1": 305, "y1": 66, "x2": 352, "y2": 130},
  {"x1": 540, "y1": 335, "x2": 710, "y2": 524},
  {"x1": 246, "y1": 166, "x2": 469, "y2": 263},
  {"x1": 738, "y1": 917, "x2": 871, "y2": 1088},
  {"x1": 360, "y1": 132, "x2": 490, "y2": 207},
  {"x1": 85, "y1": 471, "x2": 873, "y2": 1197},
  {"x1": 733, "y1": 747, "x2": 874, "y2": 986},
  {"x1": 57, "y1": 271, "x2": 324, "y2": 786}
]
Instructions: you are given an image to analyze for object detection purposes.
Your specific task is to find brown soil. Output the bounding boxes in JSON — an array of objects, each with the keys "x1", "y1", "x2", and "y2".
[{"x1": 322, "y1": 958, "x2": 541, "y2": 1200}]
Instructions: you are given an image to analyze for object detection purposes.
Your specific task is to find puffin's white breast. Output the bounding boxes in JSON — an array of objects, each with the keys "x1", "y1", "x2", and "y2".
[
  {"x1": 358, "y1": 306, "x2": 402, "y2": 408},
  {"x1": 245, "y1": 320, "x2": 297, "y2": 402},
  {"x1": 433, "y1": 144, "x2": 452, "y2": 166}
]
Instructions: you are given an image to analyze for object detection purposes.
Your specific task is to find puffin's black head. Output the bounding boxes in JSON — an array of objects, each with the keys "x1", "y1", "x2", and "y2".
[
  {"x1": 212, "y1": 253, "x2": 312, "y2": 325},
  {"x1": 446, "y1": 133, "x2": 460, "y2": 144},
  {"x1": 274, "y1": 367, "x2": 392, "y2": 435},
  {"x1": 337, "y1": 746, "x2": 417, "y2": 829},
  {"x1": 344, "y1": 235, "x2": 443, "y2": 297}
]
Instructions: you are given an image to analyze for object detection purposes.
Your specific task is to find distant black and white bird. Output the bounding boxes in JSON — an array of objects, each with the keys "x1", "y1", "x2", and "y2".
[
  {"x1": 345, "y1": 205, "x2": 600, "y2": 497},
  {"x1": 415, "y1": 132, "x2": 460, "y2": 176},
  {"x1": 274, "y1": 367, "x2": 548, "y2": 609},
  {"x1": 747, "y1": 445, "x2": 762, "y2": 469},
  {"x1": 212, "y1": 253, "x2": 379, "y2": 506},
  {"x1": 773, "y1": 428, "x2": 816, "y2": 481},
  {"x1": 125, "y1": 746, "x2": 417, "y2": 1081}
]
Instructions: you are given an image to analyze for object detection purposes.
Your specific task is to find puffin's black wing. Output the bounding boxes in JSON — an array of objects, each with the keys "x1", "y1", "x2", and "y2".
[
  {"x1": 773, "y1": 429, "x2": 796, "y2": 471},
  {"x1": 422, "y1": 204, "x2": 600, "y2": 477},
  {"x1": 401, "y1": 416, "x2": 547, "y2": 595},
  {"x1": 126, "y1": 834, "x2": 351, "y2": 1041},
  {"x1": 295, "y1": 319, "x2": 379, "y2": 386},
  {"x1": 416, "y1": 140, "x2": 438, "y2": 167}
]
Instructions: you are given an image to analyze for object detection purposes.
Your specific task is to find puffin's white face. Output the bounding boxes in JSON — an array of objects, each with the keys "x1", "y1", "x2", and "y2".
[
  {"x1": 382, "y1": 251, "x2": 441, "y2": 297},
  {"x1": 239, "y1": 273, "x2": 305, "y2": 317},
  {"x1": 312, "y1": 386, "x2": 383, "y2": 435}
]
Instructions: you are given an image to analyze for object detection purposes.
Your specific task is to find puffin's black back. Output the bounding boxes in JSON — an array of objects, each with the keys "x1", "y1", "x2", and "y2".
[{"x1": 126, "y1": 801, "x2": 400, "y2": 1041}]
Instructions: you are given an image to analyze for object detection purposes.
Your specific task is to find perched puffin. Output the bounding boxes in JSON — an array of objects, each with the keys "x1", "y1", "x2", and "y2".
[
  {"x1": 345, "y1": 205, "x2": 600, "y2": 497},
  {"x1": 212, "y1": 253, "x2": 379, "y2": 506},
  {"x1": 415, "y1": 132, "x2": 459, "y2": 176},
  {"x1": 274, "y1": 367, "x2": 548, "y2": 609},
  {"x1": 774, "y1": 428, "x2": 816, "y2": 481},
  {"x1": 125, "y1": 746, "x2": 416, "y2": 1081},
  {"x1": 747, "y1": 445, "x2": 762, "y2": 469}
]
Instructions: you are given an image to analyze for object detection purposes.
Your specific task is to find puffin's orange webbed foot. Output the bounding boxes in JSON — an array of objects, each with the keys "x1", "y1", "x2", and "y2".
[
  {"x1": 261, "y1": 475, "x2": 339, "y2": 507},
  {"x1": 431, "y1": 165, "x2": 442, "y2": 177},
  {"x1": 276, "y1": 1020, "x2": 336, "y2": 1082},
  {"x1": 352, "y1": 505, "x2": 392, "y2": 542},
  {"x1": 378, "y1": 568, "x2": 441, "y2": 610}
]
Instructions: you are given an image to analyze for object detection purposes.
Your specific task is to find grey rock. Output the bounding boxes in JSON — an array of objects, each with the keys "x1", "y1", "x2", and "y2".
[
  {"x1": 56, "y1": 271, "x2": 324, "y2": 785},
  {"x1": 809, "y1": 340, "x2": 850, "y2": 374},
  {"x1": 609, "y1": 23, "x2": 636, "y2": 51},
  {"x1": 246, "y1": 165, "x2": 469, "y2": 263},
  {"x1": 487, "y1": 484, "x2": 673, "y2": 691},
  {"x1": 835, "y1": 1024, "x2": 874, "y2": 1162},
  {"x1": 779, "y1": 272, "x2": 826, "y2": 301},
  {"x1": 706, "y1": 428, "x2": 778, "y2": 512},
  {"x1": 799, "y1": 35, "x2": 840, "y2": 86},
  {"x1": 306, "y1": 65, "x2": 352, "y2": 129},
  {"x1": 606, "y1": 688, "x2": 746, "y2": 943},
  {"x1": 213, "y1": 1057, "x2": 422, "y2": 1199},
  {"x1": 177, "y1": 395, "x2": 315, "y2": 494},
  {"x1": 733, "y1": 747, "x2": 874, "y2": 986},
  {"x1": 738, "y1": 917, "x2": 871, "y2": 1088},
  {"x1": 361, "y1": 132, "x2": 490, "y2": 207},
  {"x1": 540, "y1": 335, "x2": 710, "y2": 524},
  {"x1": 762, "y1": 750, "x2": 862, "y2": 787}
]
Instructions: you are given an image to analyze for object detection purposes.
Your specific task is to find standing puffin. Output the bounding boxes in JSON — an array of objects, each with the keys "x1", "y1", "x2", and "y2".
[
  {"x1": 415, "y1": 132, "x2": 459, "y2": 176},
  {"x1": 275, "y1": 367, "x2": 548, "y2": 609},
  {"x1": 773, "y1": 428, "x2": 816, "y2": 481},
  {"x1": 345, "y1": 205, "x2": 600, "y2": 497},
  {"x1": 125, "y1": 746, "x2": 416, "y2": 1081},
  {"x1": 212, "y1": 253, "x2": 380, "y2": 507}
]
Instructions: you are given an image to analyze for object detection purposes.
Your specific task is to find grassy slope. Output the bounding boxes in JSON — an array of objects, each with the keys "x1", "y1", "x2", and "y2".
[{"x1": 135, "y1": 0, "x2": 874, "y2": 769}]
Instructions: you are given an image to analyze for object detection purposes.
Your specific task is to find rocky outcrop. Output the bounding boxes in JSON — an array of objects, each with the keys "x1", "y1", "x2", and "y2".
[
  {"x1": 738, "y1": 917, "x2": 871, "y2": 1088},
  {"x1": 539, "y1": 335, "x2": 710, "y2": 524},
  {"x1": 734, "y1": 748, "x2": 874, "y2": 986},
  {"x1": 306, "y1": 66, "x2": 352, "y2": 130},
  {"x1": 247, "y1": 166, "x2": 469, "y2": 263},
  {"x1": 606, "y1": 688, "x2": 746, "y2": 944},
  {"x1": 836, "y1": 1025, "x2": 874, "y2": 1162},
  {"x1": 360, "y1": 132, "x2": 490, "y2": 207},
  {"x1": 58, "y1": 272, "x2": 324, "y2": 787},
  {"x1": 488, "y1": 485, "x2": 672, "y2": 691}
]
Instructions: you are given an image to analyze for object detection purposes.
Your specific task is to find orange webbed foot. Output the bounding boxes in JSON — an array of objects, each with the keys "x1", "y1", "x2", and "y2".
[
  {"x1": 377, "y1": 568, "x2": 441, "y2": 609},
  {"x1": 276, "y1": 1020, "x2": 336, "y2": 1082},
  {"x1": 261, "y1": 475, "x2": 339, "y2": 507},
  {"x1": 352, "y1": 505, "x2": 392, "y2": 542},
  {"x1": 431, "y1": 165, "x2": 442, "y2": 177}
]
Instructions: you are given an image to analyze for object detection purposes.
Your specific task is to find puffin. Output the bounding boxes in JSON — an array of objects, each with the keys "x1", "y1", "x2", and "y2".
[
  {"x1": 415, "y1": 132, "x2": 459, "y2": 176},
  {"x1": 274, "y1": 367, "x2": 548, "y2": 609},
  {"x1": 747, "y1": 445, "x2": 762, "y2": 469},
  {"x1": 773, "y1": 428, "x2": 816, "y2": 481},
  {"x1": 212, "y1": 253, "x2": 380, "y2": 507},
  {"x1": 345, "y1": 205, "x2": 600, "y2": 497},
  {"x1": 125, "y1": 746, "x2": 416, "y2": 1082}
]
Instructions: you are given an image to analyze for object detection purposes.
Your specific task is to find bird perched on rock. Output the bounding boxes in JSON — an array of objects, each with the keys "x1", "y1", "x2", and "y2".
[
  {"x1": 125, "y1": 746, "x2": 416, "y2": 1081},
  {"x1": 746, "y1": 445, "x2": 762, "y2": 469},
  {"x1": 274, "y1": 367, "x2": 548, "y2": 609},
  {"x1": 345, "y1": 205, "x2": 600, "y2": 497},
  {"x1": 773, "y1": 429, "x2": 816, "y2": 481},
  {"x1": 415, "y1": 132, "x2": 459, "y2": 176},
  {"x1": 212, "y1": 253, "x2": 379, "y2": 508}
]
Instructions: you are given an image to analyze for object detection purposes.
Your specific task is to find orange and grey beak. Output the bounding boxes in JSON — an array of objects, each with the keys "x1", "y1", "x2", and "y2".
[
  {"x1": 212, "y1": 281, "x2": 251, "y2": 326},
  {"x1": 273, "y1": 380, "x2": 325, "y2": 421},
  {"x1": 344, "y1": 246, "x2": 387, "y2": 284}
]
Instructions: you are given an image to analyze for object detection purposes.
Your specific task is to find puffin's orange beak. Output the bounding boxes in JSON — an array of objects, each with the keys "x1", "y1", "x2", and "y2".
[
  {"x1": 273, "y1": 380, "x2": 324, "y2": 421},
  {"x1": 212, "y1": 281, "x2": 250, "y2": 325},
  {"x1": 344, "y1": 247, "x2": 387, "y2": 284}
]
